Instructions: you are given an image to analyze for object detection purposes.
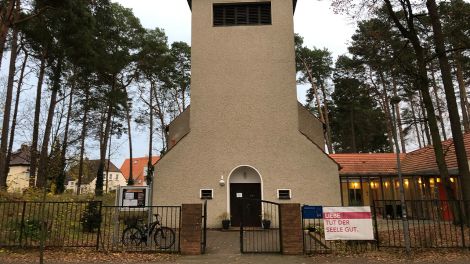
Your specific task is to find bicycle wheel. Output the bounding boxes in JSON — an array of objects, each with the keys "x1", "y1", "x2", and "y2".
[
  {"x1": 154, "y1": 227, "x2": 175, "y2": 249},
  {"x1": 122, "y1": 227, "x2": 143, "y2": 246}
]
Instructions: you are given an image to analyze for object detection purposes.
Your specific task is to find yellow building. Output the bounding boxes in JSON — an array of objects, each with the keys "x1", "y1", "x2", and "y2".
[{"x1": 6, "y1": 145, "x2": 32, "y2": 193}]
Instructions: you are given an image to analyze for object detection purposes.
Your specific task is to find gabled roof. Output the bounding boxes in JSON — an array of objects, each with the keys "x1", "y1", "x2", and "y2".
[
  {"x1": 330, "y1": 153, "x2": 404, "y2": 176},
  {"x1": 401, "y1": 133, "x2": 470, "y2": 175},
  {"x1": 68, "y1": 159, "x2": 121, "y2": 185},
  {"x1": 120, "y1": 156, "x2": 160, "y2": 185},
  {"x1": 330, "y1": 132, "x2": 470, "y2": 177},
  {"x1": 10, "y1": 145, "x2": 31, "y2": 166},
  {"x1": 186, "y1": 0, "x2": 298, "y2": 13}
]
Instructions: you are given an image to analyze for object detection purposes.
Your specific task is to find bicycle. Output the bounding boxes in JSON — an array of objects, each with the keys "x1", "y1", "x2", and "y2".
[{"x1": 122, "y1": 214, "x2": 176, "y2": 249}]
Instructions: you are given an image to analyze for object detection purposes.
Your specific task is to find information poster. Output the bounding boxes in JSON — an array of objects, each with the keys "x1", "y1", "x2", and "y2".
[{"x1": 323, "y1": 206, "x2": 374, "y2": 240}]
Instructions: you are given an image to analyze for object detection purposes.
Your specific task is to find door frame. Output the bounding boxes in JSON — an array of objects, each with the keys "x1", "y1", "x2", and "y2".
[{"x1": 226, "y1": 165, "x2": 264, "y2": 218}]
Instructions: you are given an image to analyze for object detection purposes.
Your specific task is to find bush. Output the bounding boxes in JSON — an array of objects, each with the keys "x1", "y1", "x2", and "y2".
[
  {"x1": 7, "y1": 218, "x2": 43, "y2": 242},
  {"x1": 80, "y1": 201, "x2": 102, "y2": 233}
]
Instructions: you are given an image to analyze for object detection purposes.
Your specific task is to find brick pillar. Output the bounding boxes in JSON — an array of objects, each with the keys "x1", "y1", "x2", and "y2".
[
  {"x1": 180, "y1": 204, "x2": 202, "y2": 255},
  {"x1": 280, "y1": 203, "x2": 303, "y2": 255}
]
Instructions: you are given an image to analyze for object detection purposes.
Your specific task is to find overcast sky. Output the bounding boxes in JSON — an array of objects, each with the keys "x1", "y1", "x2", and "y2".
[{"x1": 109, "y1": 0, "x2": 356, "y2": 166}]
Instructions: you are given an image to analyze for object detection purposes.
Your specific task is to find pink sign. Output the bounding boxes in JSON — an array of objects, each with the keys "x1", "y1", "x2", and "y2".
[{"x1": 323, "y1": 206, "x2": 374, "y2": 240}]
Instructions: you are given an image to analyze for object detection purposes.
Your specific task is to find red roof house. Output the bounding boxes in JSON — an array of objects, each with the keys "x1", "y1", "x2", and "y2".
[{"x1": 120, "y1": 156, "x2": 160, "y2": 186}]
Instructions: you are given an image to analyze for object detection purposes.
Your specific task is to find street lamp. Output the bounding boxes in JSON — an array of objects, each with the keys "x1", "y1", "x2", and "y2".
[{"x1": 390, "y1": 95, "x2": 411, "y2": 253}]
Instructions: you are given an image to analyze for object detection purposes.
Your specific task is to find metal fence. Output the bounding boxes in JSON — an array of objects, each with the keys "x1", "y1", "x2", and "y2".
[
  {"x1": 239, "y1": 198, "x2": 281, "y2": 253},
  {"x1": 0, "y1": 201, "x2": 100, "y2": 248},
  {"x1": 303, "y1": 200, "x2": 470, "y2": 254},
  {"x1": 302, "y1": 206, "x2": 377, "y2": 254},
  {"x1": 99, "y1": 205, "x2": 181, "y2": 252},
  {"x1": 373, "y1": 200, "x2": 470, "y2": 249},
  {"x1": 0, "y1": 201, "x2": 181, "y2": 253}
]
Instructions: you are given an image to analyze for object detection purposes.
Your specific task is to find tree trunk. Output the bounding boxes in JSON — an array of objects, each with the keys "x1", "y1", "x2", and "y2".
[
  {"x1": 125, "y1": 101, "x2": 134, "y2": 185},
  {"x1": 392, "y1": 78, "x2": 406, "y2": 153},
  {"x1": 379, "y1": 72, "x2": 395, "y2": 152},
  {"x1": 427, "y1": 0, "x2": 470, "y2": 223},
  {"x1": 430, "y1": 64, "x2": 448, "y2": 140},
  {"x1": 56, "y1": 84, "x2": 74, "y2": 194},
  {"x1": 147, "y1": 81, "x2": 154, "y2": 185},
  {"x1": 0, "y1": 0, "x2": 16, "y2": 71},
  {"x1": 454, "y1": 52, "x2": 470, "y2": 132},
  {"x1": 77, "y1": 87, "x2": 89, "y2": 195},
  {"x1": 384, "y1": 0, "x2": 455, "y2": 217},
  {"x1": 153, "y1": 83, "x2": 168, "y2": 152},
  {"x1": 408, "y1": 95, "x2": 423, "y2": 148},
  {"x1": 320, "y1": 83, "x2": 333, "y2": 153},
  {"x1": 6, "y1": 52, "x2": 27, "y2": 178},
  {"x1": 95, "y1": 78, "x2": 116, "y2": 196},
  {"x1": 36, "y1": 59, "x2": 62, "y2": 188},
  {"x1": 418, "y1": 91, "x2": 432, "y2": 145},
  {"x1": 105, "y1": 127, "x2": 112, "y2": 193},
  {"x1": 0, "y1": 11, "x2": 18, "y2": 188},
  {"x1": 30, "y1": 52, "x2": 47, "y2": 187}
]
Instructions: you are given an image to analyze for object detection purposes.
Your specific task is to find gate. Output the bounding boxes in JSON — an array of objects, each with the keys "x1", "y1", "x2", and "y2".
[{"x1": 239, "y1": 198, "x2": 281, "y2": 253}]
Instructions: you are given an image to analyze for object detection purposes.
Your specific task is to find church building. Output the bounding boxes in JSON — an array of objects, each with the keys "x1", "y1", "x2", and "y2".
[{"x1": 154, "y1": 0, "x2": 340, "y2": 227}]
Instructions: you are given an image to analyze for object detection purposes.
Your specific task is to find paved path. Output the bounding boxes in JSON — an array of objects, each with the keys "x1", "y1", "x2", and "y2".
[{"x1": 175, "y1": 230, "x2": 311, "y2": 264}]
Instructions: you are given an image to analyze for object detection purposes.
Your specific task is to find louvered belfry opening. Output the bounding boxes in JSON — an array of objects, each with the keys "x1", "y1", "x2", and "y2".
[{"x1": 213, "y1": 2, "x2": 272, "y2": 27}]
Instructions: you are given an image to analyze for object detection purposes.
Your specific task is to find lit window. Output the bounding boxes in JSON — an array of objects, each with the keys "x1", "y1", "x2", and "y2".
[
  {"x1": 277, "y1": 189, "x2": 291, "y2": 200},
  {"x1": 200, "y1": 189, "x2": 213, "y2": 200}
]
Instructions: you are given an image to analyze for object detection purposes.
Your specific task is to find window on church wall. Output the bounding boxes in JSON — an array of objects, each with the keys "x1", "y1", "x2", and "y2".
[
  {"x1": 213, "y1": 2, "x2": 272, "y2": 27},
  {"x1": 200, "y1": 189, "x2": 213, "y2": 200},
  {"x1": 277, "y1": 189, "x2": 291, "y2": 200}
]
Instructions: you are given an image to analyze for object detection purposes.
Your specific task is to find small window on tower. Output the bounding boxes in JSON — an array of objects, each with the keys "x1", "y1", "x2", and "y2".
[
  {"x1": 277, "y1": 189, "x2": 291, "y2": 200},
  {"x1": 213, "y1": 2, "x2": 272, "y2": 27},
  {"x1": 200, "y1": 189, "x2": 214, "y2": 199}
]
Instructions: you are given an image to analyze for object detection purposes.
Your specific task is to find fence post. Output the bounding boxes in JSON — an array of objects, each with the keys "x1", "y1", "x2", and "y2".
[
  {"x1": 460, "y1": 200, "x2": 466, "y2": 248},
  {"x1": 372, "y1": 200, "x2": 380, "y2": 250},
  {"x1": 96, "y1": 201, "x2": 103, "y2": 251},
  {"x1": 279, "y1": 203, "x2": 303, "y2": 255},
  {"x1": 19, "y1": 201, "x2": 26, "y2": 247},
  {"x1": 180, "y1": 204, "x2": 202, "y2": 255}
]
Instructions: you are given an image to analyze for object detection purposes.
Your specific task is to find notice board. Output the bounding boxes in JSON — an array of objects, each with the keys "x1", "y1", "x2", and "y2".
[{"x1": 323, "y1": 206, "x2": 374, "y2": 240}]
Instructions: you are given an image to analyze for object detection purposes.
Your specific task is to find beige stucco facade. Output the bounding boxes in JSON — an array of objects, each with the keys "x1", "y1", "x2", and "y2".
[
  {"x1": 154, "y1": 0, "x2": 340, "y2": 227},
  {"x1": 6, "y1": 165, "x2": 30, "y2": 193}
]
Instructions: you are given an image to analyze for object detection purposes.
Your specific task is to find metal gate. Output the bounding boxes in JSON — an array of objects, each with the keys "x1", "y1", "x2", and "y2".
[{"x1": 239, "y1": 198, "x2": 281, "y2": 253}]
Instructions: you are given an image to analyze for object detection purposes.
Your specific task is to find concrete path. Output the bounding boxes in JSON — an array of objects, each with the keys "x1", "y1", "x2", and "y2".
[{"x1": 175, "y1": 230, "x2": 310, "y2": 264}]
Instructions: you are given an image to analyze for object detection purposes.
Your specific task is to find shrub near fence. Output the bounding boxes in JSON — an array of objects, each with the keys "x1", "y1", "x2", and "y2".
[
  {"x1": 0, "y1": 201, "x2": 98, "y2": 248},
  {"x1": 0, "y1": 201, "x2": 181, "y2": 253}
]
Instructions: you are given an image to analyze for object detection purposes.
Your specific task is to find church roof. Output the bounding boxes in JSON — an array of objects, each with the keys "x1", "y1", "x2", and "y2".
[
  {"x1": 330, "y1": 132, "x2": 470, "y2": 177},
  {"x1": 186, "y1": 0, "x2": 298, "y2": 13}
]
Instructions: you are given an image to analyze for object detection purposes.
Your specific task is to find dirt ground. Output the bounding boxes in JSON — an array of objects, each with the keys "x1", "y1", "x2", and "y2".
[
  {"x1": 2, "y1": 247, "x2": 470, "y2": 264},
  {"x1": 2, "y1": 230, "x2": 470, "y2": 264}
]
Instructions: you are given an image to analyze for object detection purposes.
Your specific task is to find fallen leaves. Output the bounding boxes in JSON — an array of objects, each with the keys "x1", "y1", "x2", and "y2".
[{"x1": 0, "y1": 248, "x2": 177, "y2": 264}]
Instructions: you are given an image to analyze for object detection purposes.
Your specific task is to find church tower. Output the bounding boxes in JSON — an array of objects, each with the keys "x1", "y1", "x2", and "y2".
[{"x1": 154, "y1": 0, "x2": 340, "y2": 227}]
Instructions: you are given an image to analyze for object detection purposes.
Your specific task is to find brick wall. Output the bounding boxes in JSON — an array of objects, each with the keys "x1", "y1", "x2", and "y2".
[
  {"x1": 280, "y1": 203, "x2": 303, "y2": 255},
  {"x1": 180, "y1": 204, "x2": 202, "y2": 255}
]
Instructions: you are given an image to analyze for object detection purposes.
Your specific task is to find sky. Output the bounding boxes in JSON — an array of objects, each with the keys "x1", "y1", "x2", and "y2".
[{"x1": 107, "y1": 0, "x2": 356, "y2": 167}]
